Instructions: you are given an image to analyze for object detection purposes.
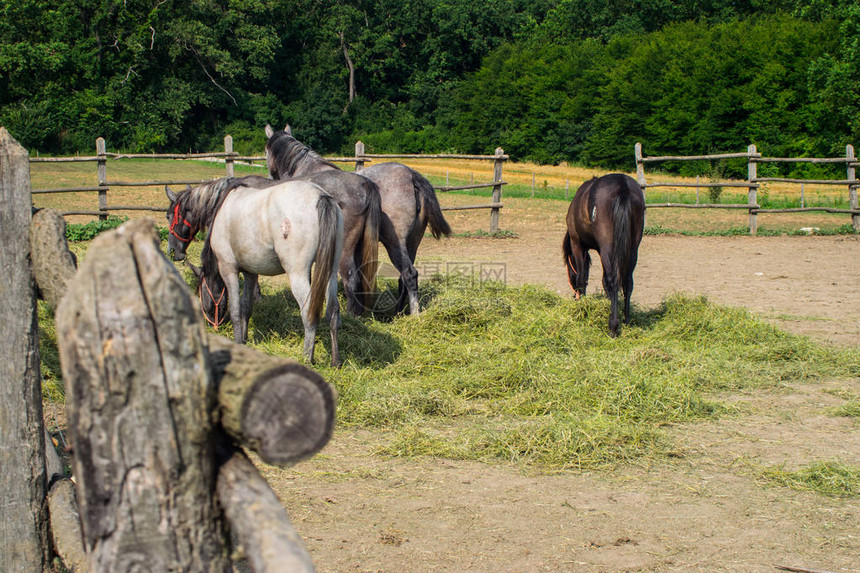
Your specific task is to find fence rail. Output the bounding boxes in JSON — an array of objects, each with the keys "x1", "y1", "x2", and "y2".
[
  {"x1": 30, "y1": 135, "x2": 508, "y2": 232},
  {"x1": 635, "y1": 142, "x2": 859, "y2": 234}
]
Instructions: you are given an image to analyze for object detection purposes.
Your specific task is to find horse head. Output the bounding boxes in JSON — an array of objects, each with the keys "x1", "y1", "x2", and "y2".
[
  {"x1": 264, "y1": 123, "x2": 333, "y2": 179},
  {"x1": 165, "y1": 184, "x2": 195, "y2": 261},
  {"x1": 188, "y1": 259, "x2": 230, "y2": 330}
]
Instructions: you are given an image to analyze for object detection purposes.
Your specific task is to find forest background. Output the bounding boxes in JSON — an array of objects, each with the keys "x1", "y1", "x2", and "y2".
[{"x1": 2, "y1": 0, "x2": 858, "y2": 177}]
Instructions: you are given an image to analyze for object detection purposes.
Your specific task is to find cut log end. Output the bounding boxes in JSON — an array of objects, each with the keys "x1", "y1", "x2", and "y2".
[{"x1": 243, "y1": 364, "x2": 336, "y2": 466}]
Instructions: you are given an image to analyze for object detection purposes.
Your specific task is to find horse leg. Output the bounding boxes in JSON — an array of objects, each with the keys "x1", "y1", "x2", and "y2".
[
  {"x1": 240, "y1": 273, "x2": 259, "y2": 343},
  {"x1": 599, "y1": 251, "x2": 620, "y2": 337},
  {"x1": 326, "y1": 272, "x2": 341, "y2": 367},
  {"x1": 219, "y1": 265, "x2": 245, "y2": 343},
  {"x1": 337, "y1": 231, "x2": 364, "y2": 315},
  {"x1": 384, "y1": 241, "x2": 419, "y2": 315},
  {"x1": 566, "y1": 239, "x2": 590, "y2": 299},
  {"x1": 288, "y1": 271, "x2": 317, "y2": 364},
  {"x1": 622, "y1": 272, "x2": 634, "y2": 324}
]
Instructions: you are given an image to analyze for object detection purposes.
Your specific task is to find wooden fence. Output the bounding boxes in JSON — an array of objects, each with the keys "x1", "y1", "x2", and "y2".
[
  {"x1": 3, "y1": 127, "x2": 329, "y2": 572},
  {"x1": 635, "y1": 143, "x2": 860, "y2": 234},
  {"x1": 31, "y1": 136, "x2": 509, "y2": 232}
]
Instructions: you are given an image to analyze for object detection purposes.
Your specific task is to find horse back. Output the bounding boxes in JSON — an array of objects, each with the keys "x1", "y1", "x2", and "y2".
[{"x1": 211, "y1": 181, "x2": 327, "y2": 274}]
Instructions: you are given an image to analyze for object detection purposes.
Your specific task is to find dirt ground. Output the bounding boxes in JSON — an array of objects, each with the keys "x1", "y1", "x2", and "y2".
[{"x1": 261, "y1": 195, "x2": 860, "y2": 573}]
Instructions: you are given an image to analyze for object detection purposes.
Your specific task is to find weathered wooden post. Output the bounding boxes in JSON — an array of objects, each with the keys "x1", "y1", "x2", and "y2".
[
  {"x1": 635, "y1": 142, "x2": 647, "y2": 226},
  {"x1": 748, "y1": 144, "x2": 758, "y2": 236},
  {"x1": 50, "y1": 217, "x2": 325, "y2": 572},
  {"x1": 355, "y1": 140, "x2": 365, "y2": 172},
  {"x1": 56, "y1": 218, "x2": 231, "y2": 571},
  {"x1": 490, "y1": 147, "x2": 504, "y2": 232},
  {"x1": 225, "y1": 135, "x2": 235, "y2": 178},
  {"x1": 96, "y1": 137, "x2": 108, "y2": 221},
  {"x1": 848, "y1": 145, "x2": 857, "y2": 232},
  {"x1": 0, "y1": 127, "x2": 50, "y2": 572}
]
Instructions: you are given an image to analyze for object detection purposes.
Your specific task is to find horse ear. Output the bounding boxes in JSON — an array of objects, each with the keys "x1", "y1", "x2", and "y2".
[
  {"x1": 265, "y1": 124, "x2": 274, "y2": 138},
  {"x1": 165, "y1": 185, "x2": 177, "y2": 202},
  {"x1": 284, "y1": 124, "x2": 292, "y2": 135}
]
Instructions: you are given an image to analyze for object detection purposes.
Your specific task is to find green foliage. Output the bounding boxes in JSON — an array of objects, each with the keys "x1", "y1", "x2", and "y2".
[
  {"x1": 1, "y1": 1, "x2": 858, "y2": 167},
  {"x1": 64, "y1": 215, "x2": 128, "y2": 242}
]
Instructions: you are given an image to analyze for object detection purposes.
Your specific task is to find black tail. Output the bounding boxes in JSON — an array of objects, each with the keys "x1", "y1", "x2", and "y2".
[
  {"x1": 562, "y1": 231, "x2": 576, "y2": 291},
  {"x1": 611, "y1": 190, "x2": 634, "y2": 288},
  {"x1": 358, "y1": 179, "x2": 381, "y2": 310},
  {"x1": 414, "y1": 171, "x2": 451, "y2": 239}
]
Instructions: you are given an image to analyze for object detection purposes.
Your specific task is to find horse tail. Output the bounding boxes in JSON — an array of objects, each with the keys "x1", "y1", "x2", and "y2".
[
  {"x1": 358, "y1": 180, "x2": 382, "y2": 310},
  {"x1": 414, "y1": 171, "x2": 451, "y2": 239},
  {"x1": 612, "y1": 188, "x2": 634, "y2": 287},
  {"x1": 562, "y1": 230, "x2": 576, "y2": 291},
  {"x1": 309, "y1": 194, "x2": 340, "y2": 323}
]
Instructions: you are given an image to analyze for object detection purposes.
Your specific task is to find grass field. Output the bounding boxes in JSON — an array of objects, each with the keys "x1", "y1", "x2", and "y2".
[{"x1": 37, "y1": 256, "x2": 860, "y2": 493}]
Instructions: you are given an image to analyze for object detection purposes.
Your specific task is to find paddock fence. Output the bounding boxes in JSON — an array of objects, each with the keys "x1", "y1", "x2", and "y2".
[
  {"x1": 635, "y1": 143, "x2": 859, "y2": 234},
  {"x1": 29, "y1": 135, "x2": 509, "y2": 232},
  {"x1": 3, "y1": 127, "x2": 328, "y2": 571}
]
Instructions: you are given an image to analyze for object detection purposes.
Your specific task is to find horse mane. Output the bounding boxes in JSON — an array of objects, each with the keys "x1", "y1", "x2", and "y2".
[
  {"x1": 181, "y1": 177, "x2": 251, "y2": 230},
  {"x1": 266, "y1": 130, "x2": 337, "y2": 177}
]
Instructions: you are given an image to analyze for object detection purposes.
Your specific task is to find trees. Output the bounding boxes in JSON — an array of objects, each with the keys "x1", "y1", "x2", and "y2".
[{"x1": 0, "y1": 1, "x2": 857, "y2": 162}]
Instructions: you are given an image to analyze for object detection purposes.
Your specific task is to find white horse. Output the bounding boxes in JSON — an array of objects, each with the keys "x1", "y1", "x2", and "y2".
[{"x1": 166, "y1": 178, "x2": 344, "y2": 366}]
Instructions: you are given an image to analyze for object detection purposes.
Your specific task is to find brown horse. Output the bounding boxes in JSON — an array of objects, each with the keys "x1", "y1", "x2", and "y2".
[{"x1": 563, "y1": 173, "x2": 645, "y2": 337}]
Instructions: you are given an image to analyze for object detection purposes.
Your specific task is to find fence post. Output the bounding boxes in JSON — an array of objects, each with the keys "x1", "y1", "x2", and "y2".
[
  {"x1": 225, "y1": 135, "x2": 234, "y2": 177},
  {"x1": 635, "y1": 142, "x2": 647, "y2": 226},
  {"x1": 848, "y1": 145, "x2": 857, "y2": 232},
  {"x1": 490, "y1": 147, "x2": 504, "y2": 233},
  {"x1": 355, "y1": 141, "x2": 365, "y2": 172},
  {"x1": 0, "y1": 127, "x2": 49, "y2": 572},
  {"x1": 748, "y1": 144, "x2": 758, "y2": 236},
  {"x1": 96, "y1": 137, "x2": 107, "y2": 221}
]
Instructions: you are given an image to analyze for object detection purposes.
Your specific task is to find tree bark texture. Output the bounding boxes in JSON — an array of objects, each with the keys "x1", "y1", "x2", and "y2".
[
  {"x1": 29, "y1": 208, "x2": 77, "y2": 309},
  {"x1": 47, "y1": 479, "x2": 88, "y2": 572},
  {"x1": 217, "y1": 449, "x2": 315, "y2": 573},
  {"x1": 55, "y1": 218, "x2": 230, "y2": 572},
  {"x1": 207, "y1": 335, "x2": 336, "y2": 466},
  {"x1": 0, "y1": 127, "x2": 49, "y2": 571}
]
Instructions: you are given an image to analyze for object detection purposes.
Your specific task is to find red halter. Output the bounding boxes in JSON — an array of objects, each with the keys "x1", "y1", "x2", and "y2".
[
  {"x1": 169, "y1": 202, "x2": 196, "y2": 243},
  {"x1": 199, "y1": 276, "x2": 227, "y2": 329}
]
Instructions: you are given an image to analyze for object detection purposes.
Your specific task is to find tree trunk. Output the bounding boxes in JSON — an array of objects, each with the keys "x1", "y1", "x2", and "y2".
[
  {"x1": 340, "y1": 31, "x2": 356, "y2": 109},
  {"x1": 55, "y1": 218, "x2": 230, "y2": 572},
  {"x1": 0, "y1": 126, "x2": 49, "y2": 572}
]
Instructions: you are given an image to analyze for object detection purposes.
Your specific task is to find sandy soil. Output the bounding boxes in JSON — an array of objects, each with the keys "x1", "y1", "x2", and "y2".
[{"x1": 258, "y1": 196, "x2": 860, "y2": 573}]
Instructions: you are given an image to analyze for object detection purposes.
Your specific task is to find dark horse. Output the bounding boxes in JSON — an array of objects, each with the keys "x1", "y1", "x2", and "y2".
[
  {"x1": 265, "y1": 125, "x2": 381, "y2": 315},
  {"x1": 359, "y1": 162, "x2": 451, "y2": 314},
  {"x1": 562, "y1": 174, "x2": 645, "y2": 337}
]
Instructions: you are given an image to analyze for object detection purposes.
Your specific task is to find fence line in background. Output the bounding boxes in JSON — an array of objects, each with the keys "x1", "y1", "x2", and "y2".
[
  {"x1": 635, "y1": 142, "x2": 860, "y2": 235},
  {"x1": 30, "y1": 136, "x2": 508, "y2": 232}
]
